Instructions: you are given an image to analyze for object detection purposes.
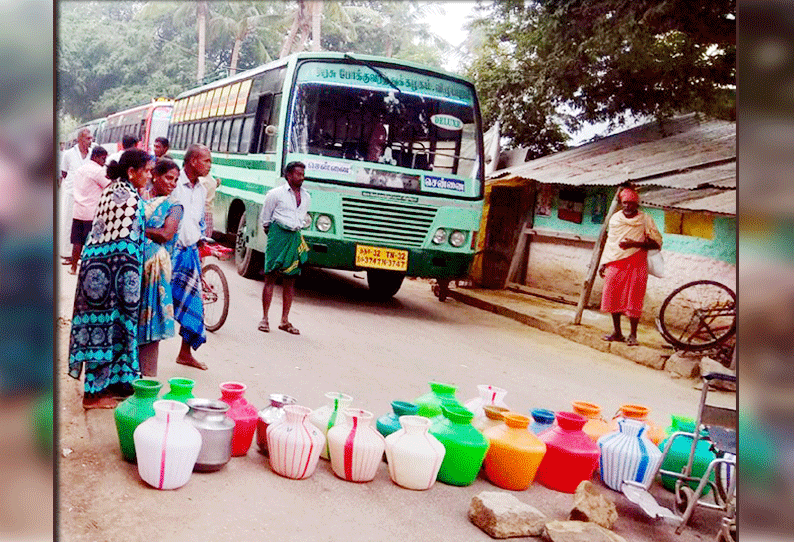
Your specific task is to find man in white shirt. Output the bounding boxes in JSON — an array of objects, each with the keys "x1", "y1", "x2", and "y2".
[
  {"x1": 258, "y1": 161, "x2": 310, "y2": 335},
  {"x1": 59, "y1": 127, "x2": 93, "y2": 263},
  {"x1": 107, "y1": 134, "x2": 140, "y2": 164},
  {"x1": 170, "y1": 144, "x2": 211, "y2": 370},
  {"x1": 69, "y1": 146, "x2": 109, "y2": 274}
]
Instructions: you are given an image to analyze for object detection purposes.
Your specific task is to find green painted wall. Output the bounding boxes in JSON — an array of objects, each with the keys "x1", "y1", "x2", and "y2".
[{"x1": 531, "y1": 185, "x2": 736, "y2": 265}]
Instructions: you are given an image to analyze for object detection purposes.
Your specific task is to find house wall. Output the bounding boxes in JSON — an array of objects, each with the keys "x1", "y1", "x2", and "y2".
[{"x1": 522, "y1": 185, "x2": 736, "y2": 324}]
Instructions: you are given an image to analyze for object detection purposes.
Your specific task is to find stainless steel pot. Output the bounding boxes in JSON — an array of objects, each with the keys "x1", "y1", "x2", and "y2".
[
  {"x1": 186, "y1": 398, "x2": 234, "y2": 472},
  {"x1": 256, "y1": 394, "x2": 297, "y2": 455}
]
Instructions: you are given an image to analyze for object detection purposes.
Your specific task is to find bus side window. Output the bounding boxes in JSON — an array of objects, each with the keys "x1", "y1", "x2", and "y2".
[
  {"x1": 211, "y1": 119, "x2": 223, "y2": 152},
  {"x1": 239, "y1": 116, "x2": 254, "y2": 153},
  {"x1": 189, "y1": 123, "x2": 197, "y2": 147},
  {"x1": 198, "y1": 122, "x2": 208, "y2": 146},
  {"x1": 252, "y1": 93, "x2": 273, "y2": 154},
  {"x1": 264, "y1": 94, "x2": 281, "y2": 154},
  {"x1": 206, "y1": 121, "x2": 215, "y2": 148},
  {"x1": 219, "y1": 119, "x2": 232, "y2": 153},
  {"x1": 229, "y1": 117, "x2": 243, "y2": 153}
]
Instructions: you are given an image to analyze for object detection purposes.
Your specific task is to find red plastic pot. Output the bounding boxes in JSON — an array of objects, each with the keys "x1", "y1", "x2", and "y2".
[
  {"x1": 535, "y1": 411, "x2": 600, "y2": 493},
  {"x1": 218, "y1": 381, "x2": 258, "y2": 456}
]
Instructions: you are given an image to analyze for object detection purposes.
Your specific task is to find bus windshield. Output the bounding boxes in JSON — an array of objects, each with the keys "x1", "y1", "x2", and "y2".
[{"x1": 288, "y1": 60, "x2": 481, "y2": 197}]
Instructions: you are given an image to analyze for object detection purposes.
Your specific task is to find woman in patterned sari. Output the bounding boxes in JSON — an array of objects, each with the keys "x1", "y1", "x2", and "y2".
[
  {"x1": 68, "y1": 149, "x2": 152, "y2": 409},
  {"x1": 138, "y1": 159, "x2": 183, "y2": 377}
]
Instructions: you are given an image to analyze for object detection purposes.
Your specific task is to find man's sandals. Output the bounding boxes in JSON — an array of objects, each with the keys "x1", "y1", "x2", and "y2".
[
  {"x1": 258, "y1": 320, "x2": 299, "y2": 334},
  {"x1": 278, "y1": 322, "x2": 300, "y2": 335}
]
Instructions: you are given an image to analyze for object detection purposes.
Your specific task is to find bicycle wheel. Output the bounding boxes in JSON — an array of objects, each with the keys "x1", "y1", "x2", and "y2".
[
  {"x1": 202, "y1": 263, "x2": 229, "y2": 332},
  {"x1": 659, "y1": 280, "x2": 736, "y2": 351},
  {"x1": 715, "y1": 453, "x2": 736, "y2": 506}
]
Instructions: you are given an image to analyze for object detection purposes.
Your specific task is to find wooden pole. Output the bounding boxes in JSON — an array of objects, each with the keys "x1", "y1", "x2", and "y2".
[{"x1": 573, "y1": 190, "x2": 621, "y2": 324}]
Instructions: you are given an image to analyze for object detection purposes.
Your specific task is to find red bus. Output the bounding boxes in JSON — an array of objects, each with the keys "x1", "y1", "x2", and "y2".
[{"x1": 94, "y1": 98, "x2": 173, "y2": 155}]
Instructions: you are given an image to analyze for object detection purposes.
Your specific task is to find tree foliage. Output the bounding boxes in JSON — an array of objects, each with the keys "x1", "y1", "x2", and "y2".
[
  {"x1": 465, "y1": 0, "x2": 736, "y2": 155},
  {"x1": 57, "y1": 1, "x2": 451, "y2": 125}
]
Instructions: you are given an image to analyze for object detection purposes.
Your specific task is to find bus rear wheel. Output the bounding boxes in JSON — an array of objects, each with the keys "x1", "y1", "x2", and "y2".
[
  {"x1": 367, "y1": 270, "x2": 404, "y2": 300},
  {"x1": 235, "y1": 213, "x2": 263, "y2": 279}
]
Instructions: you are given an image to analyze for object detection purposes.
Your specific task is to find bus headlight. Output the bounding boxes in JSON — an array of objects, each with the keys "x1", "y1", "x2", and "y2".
[
  {"x1": 302, "y1": 214, "x2": 313, "y2": 229},
  {"x1": 316, "y1": 214, "x2": 332, "y2": 232},
  {"x1": 432, "y1": 228, "x2": 447, "y2": 244},
  {"x1": 449, "y1": 230, "x2": 466, "y2": 247}
]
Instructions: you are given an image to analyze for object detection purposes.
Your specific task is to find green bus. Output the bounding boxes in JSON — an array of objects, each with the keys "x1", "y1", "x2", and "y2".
[{"x1": 168, "y1": 52, "x2": 485, "y2": 299}]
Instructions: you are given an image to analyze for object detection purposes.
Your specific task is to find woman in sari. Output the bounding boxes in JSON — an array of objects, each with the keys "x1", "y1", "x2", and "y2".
[
  {"x1": 69, "y1": 149, "x2": 152, "y2": 409},
  {"x1": 138, "y1": 159, "x2": 183, "y2": 376}
]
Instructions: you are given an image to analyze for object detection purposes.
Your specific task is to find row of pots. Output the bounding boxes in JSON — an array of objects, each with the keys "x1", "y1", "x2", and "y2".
[{"x1": 116, "y1": 379, "x2": 715, "y2": 495}]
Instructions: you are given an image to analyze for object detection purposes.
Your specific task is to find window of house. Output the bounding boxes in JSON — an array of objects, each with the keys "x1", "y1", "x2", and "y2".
[
  {"x1": 558, "y1": 188, "x2": 585, "y2": 224},
  {"x1": 665, "y1": 211, "x2": 714, "y2": 239}
]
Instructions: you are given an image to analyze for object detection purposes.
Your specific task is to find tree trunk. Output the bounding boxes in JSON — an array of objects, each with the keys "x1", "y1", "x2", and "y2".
[
  {"x1": 310, "y1": 0, "x2": 322, "y2": 51},
  {"x1": 230, "y1": 21, "x2": 247, "y2": 76},
  {"x1": 230, "y1": 38, "x2": 242, "y2": 75},
  {"x1": 197, "y1": 1, "x2": 207, "y2": 82},
  {"x1": 280, "y1": 1, "x2": 304, "y2": 58}
]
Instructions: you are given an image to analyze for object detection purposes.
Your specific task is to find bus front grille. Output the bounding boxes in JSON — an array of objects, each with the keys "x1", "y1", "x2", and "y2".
[{"x1": 341, "y1": 197, "x2": 437, "y2": 248}]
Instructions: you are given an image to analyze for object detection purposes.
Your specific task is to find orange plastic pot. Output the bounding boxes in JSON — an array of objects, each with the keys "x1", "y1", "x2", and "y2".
[
  {"x1": 571, "y1": 401, "x2": 611, "y2": 443},
  {"x1": 483, "y1": 413, "x2": 546, "y2": 491}
]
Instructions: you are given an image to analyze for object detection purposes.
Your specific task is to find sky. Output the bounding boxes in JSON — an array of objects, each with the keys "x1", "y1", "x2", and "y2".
[{"x1": 428, "y1": 1, "x2": 480, "y2": 51}]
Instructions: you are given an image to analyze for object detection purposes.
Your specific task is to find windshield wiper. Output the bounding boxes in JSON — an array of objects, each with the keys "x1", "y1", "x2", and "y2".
[{"x1": 343, "y1": 53, "x2": 402, "y2": 94}]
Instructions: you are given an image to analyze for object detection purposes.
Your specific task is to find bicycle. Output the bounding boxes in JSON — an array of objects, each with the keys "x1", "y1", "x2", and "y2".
[
  {"x1": 198, "y1": 238, "x2": 232, "y2": 332},
  {"x1": 657, "y1": 280, "x2": 736, "y2": 351}
]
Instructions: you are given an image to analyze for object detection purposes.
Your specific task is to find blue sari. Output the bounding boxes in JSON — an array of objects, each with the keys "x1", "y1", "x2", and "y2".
[
  {"x1": 69, "y1": 179, "x2": 144, "y2": 397},
  {"x1": 138, "y1": 195, "x2": 183, "y2": 345}
]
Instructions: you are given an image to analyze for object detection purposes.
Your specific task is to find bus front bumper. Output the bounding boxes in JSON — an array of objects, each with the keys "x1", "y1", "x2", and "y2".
[{"x1": 303, "y1": 238, "x2": 473, "y2": 279}]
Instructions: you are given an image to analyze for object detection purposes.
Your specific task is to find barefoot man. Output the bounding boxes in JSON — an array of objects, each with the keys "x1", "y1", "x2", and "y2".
[
  {"x1": 258, "y1": 161, "x2": 310, "y2": 335},
  {"x1": 171, "y1": 144, "x2": 211, "y2": 369}
]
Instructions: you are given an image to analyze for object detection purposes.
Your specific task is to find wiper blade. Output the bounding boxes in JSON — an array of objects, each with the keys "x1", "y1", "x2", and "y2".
[{"x1": 343, "y1": 53, "x2": 401, "y2": 94}]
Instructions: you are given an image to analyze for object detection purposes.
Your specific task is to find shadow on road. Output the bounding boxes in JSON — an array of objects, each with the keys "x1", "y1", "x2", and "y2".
[{"x1": 290, "y1": 267, "x2": 453, "y2": 323}]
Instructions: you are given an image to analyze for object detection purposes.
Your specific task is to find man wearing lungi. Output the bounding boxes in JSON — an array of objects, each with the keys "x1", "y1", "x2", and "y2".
[
  {"x1": 171, "y1": 144, "x2": 211, "y2": 369},
  {"x1": 598, "y1": 186, "x2": 663, "y2": 346},
  {"x1": 258, "y1": 161, "x2": 310, "y2": 335}
]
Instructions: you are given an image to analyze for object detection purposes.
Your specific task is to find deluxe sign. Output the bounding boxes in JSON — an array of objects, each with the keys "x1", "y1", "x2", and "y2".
[{"x1": 430, "y1": 114, "x2": 462, "y2": 131}]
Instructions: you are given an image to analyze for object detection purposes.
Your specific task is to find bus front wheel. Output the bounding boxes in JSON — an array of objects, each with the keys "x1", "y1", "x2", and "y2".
[
  {"x1": 367, "y1": 270, "x2": 404, "y2": 300},
  {"x1": 235, "y1": 213, "x2": 263, "y2": 279}
]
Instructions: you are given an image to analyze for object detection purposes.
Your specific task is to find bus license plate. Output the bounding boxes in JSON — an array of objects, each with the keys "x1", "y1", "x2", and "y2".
[{"x1": 355, "y1": 245, "x2": 408, "y2": 272}]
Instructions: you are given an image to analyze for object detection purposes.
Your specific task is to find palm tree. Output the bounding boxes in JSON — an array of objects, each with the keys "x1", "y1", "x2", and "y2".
[
  {"x1": 138, "y1": 1, "x2": 210, "y2": 82},
  {"x1": 280, "y1": 0, "x2": 322, "y2": 57},
  {"x1": 210, "y1": 2, "x2": 282, "y2": 74}
]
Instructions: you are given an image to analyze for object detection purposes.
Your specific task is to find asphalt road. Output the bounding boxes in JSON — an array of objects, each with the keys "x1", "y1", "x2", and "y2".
[{"x1": 57, "y1": 258, "x2": 731, "y2": 542}]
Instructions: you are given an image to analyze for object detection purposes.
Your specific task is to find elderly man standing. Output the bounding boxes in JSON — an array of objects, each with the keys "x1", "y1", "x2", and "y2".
[
  {"x1": 59, "y1": 127, "x2": 93, "y2": 264},
  {"x1": 598, "y1": 186, "x2": 663, "y2": 346},
  {"x1": 258, "y1": 161, "x2": 310, "y2": 335},
  {"x1": 171, "y1": 144, "x2": 211, "y2": 370}
]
